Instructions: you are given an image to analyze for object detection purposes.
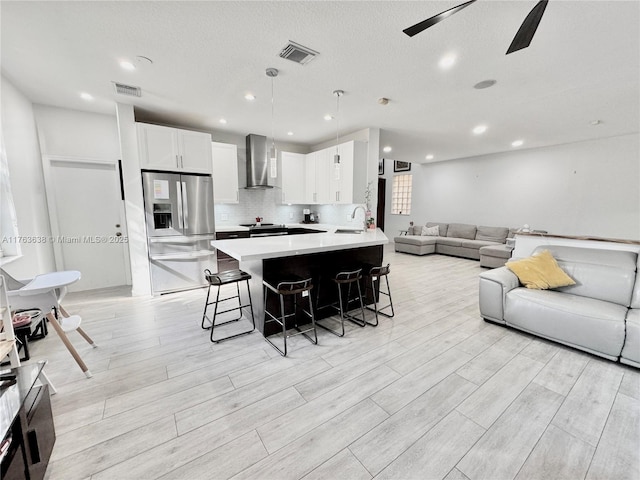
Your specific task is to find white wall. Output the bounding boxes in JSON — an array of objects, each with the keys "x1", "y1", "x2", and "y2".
[
  {"x1": 382, "y1": 134, "x2": 640, "y2": 240},
  {"x1": 0, "y1": 76, "x2": 55, "y2": 277},
  {"x1": 34, "y1": 105, "x2": 120, "y2": 159}
]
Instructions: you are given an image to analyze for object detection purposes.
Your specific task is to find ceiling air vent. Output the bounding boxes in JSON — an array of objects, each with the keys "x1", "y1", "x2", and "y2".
[
  {"x1": 113, "y1": 82, "x2": 142, "y2": 97},
  {"x1": 278, "y1": 41, "x2": 319, "y2": 65}
]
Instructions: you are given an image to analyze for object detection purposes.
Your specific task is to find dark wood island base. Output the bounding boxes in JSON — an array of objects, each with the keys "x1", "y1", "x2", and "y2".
[{"x1": 260, "y1": 245, "x2": 384, "y2": 336}]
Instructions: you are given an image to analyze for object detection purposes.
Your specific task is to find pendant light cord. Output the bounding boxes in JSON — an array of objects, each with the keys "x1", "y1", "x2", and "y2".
[
  {"x1": 335, "y1": 92, "x2": 340, "y2": 153},
  {"x1": 271, "y1": 75, "x2": 276, "y2": 156}
]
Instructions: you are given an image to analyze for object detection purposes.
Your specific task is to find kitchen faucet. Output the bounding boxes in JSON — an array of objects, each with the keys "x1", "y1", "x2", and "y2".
[{"x1": 351, "y1": 205, "x2": 366, "y2": 230}]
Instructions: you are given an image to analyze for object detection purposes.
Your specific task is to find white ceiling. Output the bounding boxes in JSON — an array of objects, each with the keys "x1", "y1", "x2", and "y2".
[{"x1": 1, "y1": 1, "x2": 638, "y2": 163}]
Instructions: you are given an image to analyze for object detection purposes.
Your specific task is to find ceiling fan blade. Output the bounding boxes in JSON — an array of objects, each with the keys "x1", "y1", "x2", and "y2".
[
  {"x1": 403, "y1": 0, "x2": 477, "y2": 37},
  {"x1": 506, "y1": 0, "x2": 549, "y2": 54}
]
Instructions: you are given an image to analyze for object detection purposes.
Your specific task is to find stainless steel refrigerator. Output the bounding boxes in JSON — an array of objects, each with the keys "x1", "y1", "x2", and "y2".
[{"x1": 142, "y1": 170, "x2": 216, "y2": 294}]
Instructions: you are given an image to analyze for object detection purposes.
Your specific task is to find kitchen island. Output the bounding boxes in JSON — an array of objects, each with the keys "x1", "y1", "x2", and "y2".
[{"x1": 211, "y1": 226, "x2": 389, "y2": 336}]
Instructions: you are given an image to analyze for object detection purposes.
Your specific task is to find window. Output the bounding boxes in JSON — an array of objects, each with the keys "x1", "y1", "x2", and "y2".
[{"x1": 391, "y1": 174, "x2": 412, "y2": 215}]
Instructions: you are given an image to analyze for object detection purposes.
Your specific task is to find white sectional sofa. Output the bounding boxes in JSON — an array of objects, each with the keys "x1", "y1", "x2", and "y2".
[
  {"x1": 394, "y1": 222, "x2": 512, "y2": 265},
  {"x1": 479, "y1": 245, "x2": 640, "y2": 367}
]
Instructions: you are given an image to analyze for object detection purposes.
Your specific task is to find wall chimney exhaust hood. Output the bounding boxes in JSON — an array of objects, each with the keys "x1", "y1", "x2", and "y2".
[{"x1": 245, "y1": 134, "x2": 273, "y2": 189}]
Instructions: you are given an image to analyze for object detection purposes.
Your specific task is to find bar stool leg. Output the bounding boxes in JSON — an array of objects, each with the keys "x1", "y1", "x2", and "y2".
[{"x1": 202, "y1": 270, "x2": 256, "y2": 343}]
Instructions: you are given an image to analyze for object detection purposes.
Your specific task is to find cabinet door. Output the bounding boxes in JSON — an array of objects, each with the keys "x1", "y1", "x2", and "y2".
[
  {"x1": 211, "y1": 142, "x2": 239, "y2": 203},
  {"x1": 334, "y1": 141, "x2": 354, "y2": 204},
  {"x1": 304, "y1": 153, "x2": 317, "y2": 204},
  {"x1": 137, "y1": 123, "x2": 179, "y2": 170},
  {"x1": 179, "y1": 130, "x2": 213, "y2": 173},
  {"x1": 281, "y1": 152, "x2": 306, "y2": 204},
  {"x1": 315, "y1": 148, "x2": 332, "y2": 204}
]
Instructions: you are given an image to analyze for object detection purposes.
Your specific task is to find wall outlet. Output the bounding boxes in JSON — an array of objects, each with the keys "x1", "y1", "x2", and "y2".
[
  {"x1": 221, "y1": 213, "x2": 229, "y2": 221},
  {"x1": 289, "y1": 212, "x2": 294, "y2": 219},
  {"x1": 346, "y1": 214, "x2": 352, "y2": 222}
]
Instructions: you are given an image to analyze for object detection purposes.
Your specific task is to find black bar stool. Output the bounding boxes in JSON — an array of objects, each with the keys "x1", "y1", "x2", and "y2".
[
  {"x1": 363, "y1": 263, "x2": 395, "y2": 326},
  {"x1": 316, "y1": 268, "x2": 366, "y2": 337},
  {"x1": 263, "y1": 276, "x2": 317, "y2": 356},
  {"x1": 201, "y1": 269, "x2": 255, "y2": 343}
]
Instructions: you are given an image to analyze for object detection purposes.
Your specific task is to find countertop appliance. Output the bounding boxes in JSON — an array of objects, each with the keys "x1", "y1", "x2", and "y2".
[{"x1": 142, "y1": 170, "x2": 216, "y2": 294}]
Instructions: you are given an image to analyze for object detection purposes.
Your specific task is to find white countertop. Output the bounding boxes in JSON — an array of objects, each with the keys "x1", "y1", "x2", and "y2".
[
  {"x1": 216, "y1": 225, "x2": 250, "y2": 232},
  {"x1": 211, "y1": 226, "x2": 389, "y2": 261}
]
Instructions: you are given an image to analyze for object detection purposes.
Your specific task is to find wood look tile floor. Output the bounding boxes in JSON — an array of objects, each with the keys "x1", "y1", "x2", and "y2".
[{"x1": 26, "y1": 246, "x2": 639, "y2": 480}]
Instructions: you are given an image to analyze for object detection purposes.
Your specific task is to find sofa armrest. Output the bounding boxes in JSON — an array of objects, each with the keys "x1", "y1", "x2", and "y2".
[{"x1": 479, "y1": 267, "x2": 520, "y2": 323}]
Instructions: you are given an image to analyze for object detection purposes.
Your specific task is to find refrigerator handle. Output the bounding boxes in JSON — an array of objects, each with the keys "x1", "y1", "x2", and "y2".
[
  {"x1": 176, "y1": 181, "x2": 184, "y2": 229},
  {"x1": 182, "y1": 181, "x2": 189, "y2": 228}
]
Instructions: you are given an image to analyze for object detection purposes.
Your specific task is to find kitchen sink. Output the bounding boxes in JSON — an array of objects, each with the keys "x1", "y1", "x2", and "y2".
[{"x1": 334, "y1": 228, "x2": 364, "y2": 234}]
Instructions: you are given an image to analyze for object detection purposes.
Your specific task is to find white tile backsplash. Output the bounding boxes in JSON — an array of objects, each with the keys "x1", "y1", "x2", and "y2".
[{"x1": 214, "y1": 188, "x2": 365, "y2": 227}]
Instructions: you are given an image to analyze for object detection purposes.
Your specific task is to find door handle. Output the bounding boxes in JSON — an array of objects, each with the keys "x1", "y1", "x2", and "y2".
[
  {"x1": 176, "y1": 181, "x2": 183, "y2": 229},
  {"x1": 182, "y1": 181, "x2": 188, "y2": 228}
]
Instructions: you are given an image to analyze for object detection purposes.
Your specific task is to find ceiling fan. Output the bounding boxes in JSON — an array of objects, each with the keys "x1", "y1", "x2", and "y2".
[{"x1": 403, "y1": 0, "x2": 549, "y2": 55}]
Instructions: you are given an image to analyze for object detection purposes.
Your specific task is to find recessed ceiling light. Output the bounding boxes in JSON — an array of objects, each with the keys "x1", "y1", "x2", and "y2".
[
  {"x1": 324, "y1": 114, "x2": 333, "y2": 121},
  {"x1": 80, "y1": 92, "x2": 94, "y2": 101},
  {"x1": 120, "y1": 60, "x2": 136, "y2": 71},
  {"x1": 219, "y1": 118, "x2": 227, "y2": 124},
  {"x1": 474, "y1": 79, "x2": 497, "y2": 89},
  {"x1": 383, "y1": 146, "x2": 392, "y2": 153},
  {"x1": 439, "y1": 53, "x2": 457, "y2": 70},
  {"x1": 287, "y1": 131, "x2": 293, "y2": 136},
  {"x1": 244, "y1": 93, "x2": 255, "y2": 101},
  {"x1": 425, "y1": 154, "x2": 434, "y2": 160},
  {"x1": 473, "y1": 125, "x2": 487, "y2": 135},
  {"x1": 511, "y1": 139, "x2": 524, "y2": 147},
  {"x1": 590, "y1": 120, "x2": 603, "y2": 126}
]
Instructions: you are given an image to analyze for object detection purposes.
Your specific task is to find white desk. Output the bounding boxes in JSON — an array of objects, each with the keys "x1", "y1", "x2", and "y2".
[{"x1": 18, "y1": 270, "x2": 95, "y2": 378}]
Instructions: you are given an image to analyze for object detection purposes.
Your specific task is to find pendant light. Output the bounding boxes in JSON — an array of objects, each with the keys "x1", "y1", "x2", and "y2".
[
  {"x1": 333, "y1": 89, "x2": 344, "y2": 165},
  {"x1": 266, "y1": 67, "x2": 278, "y2": 178}
]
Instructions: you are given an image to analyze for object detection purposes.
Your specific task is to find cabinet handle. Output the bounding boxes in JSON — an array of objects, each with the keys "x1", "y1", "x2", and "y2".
[
  {"x1": 236, "y1": 190, "x2": 239, "y2": 201},
  {"x1": 176, "y1": 155, "x2": 179, "y2": 168},
  {"x1": 181, "y1": 155, "x2": 184, "y2": 168}
]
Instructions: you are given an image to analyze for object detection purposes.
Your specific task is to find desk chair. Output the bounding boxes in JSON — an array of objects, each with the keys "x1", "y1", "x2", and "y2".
[
  {"x1": 1, "y1": 268, "x2": 97, "y2": 379},
  {"x1": 1, "y1": 274, "x2": 56, "y2": 393}
]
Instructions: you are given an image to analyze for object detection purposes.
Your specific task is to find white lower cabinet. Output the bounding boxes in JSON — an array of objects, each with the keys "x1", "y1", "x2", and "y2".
[{"x1": 211, "y1": 142, "x2": 239, "y2": 203}]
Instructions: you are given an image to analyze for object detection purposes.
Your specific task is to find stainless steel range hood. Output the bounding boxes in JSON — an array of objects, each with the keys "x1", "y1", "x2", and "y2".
[{"x1": 245, "y1": 134, "x2": 273, "y2": 189}]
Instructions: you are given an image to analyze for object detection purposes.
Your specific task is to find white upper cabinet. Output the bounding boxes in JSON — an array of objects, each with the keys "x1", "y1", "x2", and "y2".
[
  {"x1": 328, "y1": 142, "x2": 355, "y2": 204},
  {"x1": 304, "y1": 149, "x2": 331, "y2": 204},
  {"x1": 137, "y1": 123, "x2": 212, "y2": 173},
  {"x1": 303, "y1": 141, "x2": 366, "y2": 205},
  {"x1": 211, "y1": 141, "x2": 240, "y2": 204},
  {"x1": 280, "y1": 152, "x2": 306, "y2": 204}
]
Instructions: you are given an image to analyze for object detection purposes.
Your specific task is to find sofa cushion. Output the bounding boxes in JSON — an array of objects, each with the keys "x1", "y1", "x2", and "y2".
[
  {"x1": 394, "y1": 235, "x2": 437, "y2": 247},
  {"x1": 447, "y1": 223, "x2": 477, "y2": 240},
  {"x1": 506, "y1": 250, "x2": 576, "y2": 290},
  {"x1": 476, "y1": 226, "x2": 509, "y2": 243},
  {"x1": 535, "y1": 246, "x2": 637, "y2": 307},
  {"x1": 505, "y1": 288, "x2": 627, "y2": 359},
  {"x1": 460, "y1": 239, "x2": 502, "y2": 249},
  {"x1": 426, "y1": 222, "x2": 448, "y2": 237},
  {"x1": 437, "y1": 237, "x2": 463, "y2": 247},
  {"x1": 621, "y1": 308, "x2": 640, "y2": 366},
  {"x1": 421, "y1": 225, "x2": 440, "y2": 236}
]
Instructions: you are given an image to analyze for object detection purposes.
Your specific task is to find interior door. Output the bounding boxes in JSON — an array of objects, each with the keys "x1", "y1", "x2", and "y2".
[
  {"x1": 48, "y1": 159, "x2": 130, "y2": 291},
  {"x1": 377, "y1": 177, "x2": 386, "y2": 231}
]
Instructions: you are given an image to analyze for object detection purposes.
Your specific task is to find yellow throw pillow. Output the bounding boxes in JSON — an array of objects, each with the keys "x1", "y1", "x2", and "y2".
[{"x1": 506, "y1": 250, "x2": 576, "y2": 290}]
